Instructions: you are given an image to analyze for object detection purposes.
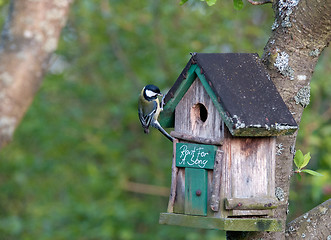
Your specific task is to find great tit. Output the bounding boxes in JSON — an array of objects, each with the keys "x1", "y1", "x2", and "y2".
[{"x1": 138, "y1": 84, "x2": 174, "y2": 142}]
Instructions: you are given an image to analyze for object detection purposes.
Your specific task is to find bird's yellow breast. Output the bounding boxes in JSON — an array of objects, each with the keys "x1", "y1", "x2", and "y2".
[{"x1": 154, "y1": 98, "x2": 161, "y2": 120}]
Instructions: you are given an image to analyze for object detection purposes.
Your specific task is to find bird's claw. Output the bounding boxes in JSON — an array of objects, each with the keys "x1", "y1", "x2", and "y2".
[{"x1": 161, "y1": 94, "x2": 166, "y2": 111}]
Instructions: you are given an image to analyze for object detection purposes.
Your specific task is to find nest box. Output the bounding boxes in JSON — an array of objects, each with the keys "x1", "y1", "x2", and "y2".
[{"x1": 159, "y1": 53, "x2": 298, "y2": 232}]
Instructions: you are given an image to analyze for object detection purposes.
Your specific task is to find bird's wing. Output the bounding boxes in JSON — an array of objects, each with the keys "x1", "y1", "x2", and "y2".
[
  {"x1": 138, "y1": 101, "x2": 157, "y2": 129},
  {"x1": 138, "y1": 108, "x2": 146, "y2": 126},
  {"x1": 144, "y1": 101, "x2": 157, "y2": 128}
]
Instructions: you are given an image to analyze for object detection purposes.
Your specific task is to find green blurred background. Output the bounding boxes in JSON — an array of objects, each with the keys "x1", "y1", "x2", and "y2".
[{"x1": 0, "y1": 0, "x2": 330, "y2": 239}]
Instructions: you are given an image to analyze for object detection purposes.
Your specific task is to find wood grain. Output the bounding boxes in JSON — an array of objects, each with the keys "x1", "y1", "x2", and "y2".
[
  {"x1": 173, "y1": 168, "x2": 185, "y2": 214},
  {"x1": 174, "y1": 78, "x2": 224, "y2": 141},
  {"x1": 167, "y1": 139, "x2": 179, "y2": 213},
  {"x1": 230, "y1": 210, "x2": 273, "y2": 216},
  {"x1": 210, "y1": 150, "x2": 223, "y2": 212},
  {"x1": 220, "y1": 128, "x2": 276, "y2": 216},
  {"x1": 225, "y1": 197, "x2": 279, "y2": 210},
  {"x1": 170, "y1": 131, "x2": 223, "y2": 146},
  {"x1": 229, "y1": 137, "x2": 276, "y2": 198}
]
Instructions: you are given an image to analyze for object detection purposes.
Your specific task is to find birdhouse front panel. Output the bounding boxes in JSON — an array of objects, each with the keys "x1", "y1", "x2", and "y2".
[{"x1": 174, "y1": 79, "x2": 224, "y2": 143}]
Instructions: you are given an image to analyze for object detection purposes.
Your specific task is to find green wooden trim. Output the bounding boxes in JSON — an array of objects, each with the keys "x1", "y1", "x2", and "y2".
[
  {"x1": 159, "y1": 213, "x2": 284, "y2": 232},
  {"x1": 194, "y1": 68, "x2": 235, "y2": 135},
  {"x1": 159, "y1": 65, "x2": 198, "y2": 128},
  {"x1": 185, "y1": 168, "x2": 208, "y2": 216}
]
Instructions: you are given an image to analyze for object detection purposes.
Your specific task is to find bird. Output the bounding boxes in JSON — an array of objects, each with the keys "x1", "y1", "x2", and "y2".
[{"x1": 138, "y1": 84, "x2": 174, "y2": 142}]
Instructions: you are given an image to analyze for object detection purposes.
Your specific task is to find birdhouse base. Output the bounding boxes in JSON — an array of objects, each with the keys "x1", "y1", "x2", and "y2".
[{"x1": 159, "y1": 213, "x2": 284, "y2": 232}]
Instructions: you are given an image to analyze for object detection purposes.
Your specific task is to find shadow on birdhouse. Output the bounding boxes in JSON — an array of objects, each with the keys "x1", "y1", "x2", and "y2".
[{"x1": 158, "y1": 53, "x2": 298, "y2": 232}]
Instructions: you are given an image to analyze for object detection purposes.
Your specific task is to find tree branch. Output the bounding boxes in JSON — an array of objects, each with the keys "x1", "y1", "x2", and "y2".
[
  {"x1": 285, "y1": 198, "x2": 331, "y2": 239},
  {"x1": 247, "y1": 0, "x2": 272, "y2": 5},
  {"x1": 123, "y1": 181, "x2": 170, "y2": 197},
  {"x1": 0, "y1": 0, "x2": 73, "y2": 149}
]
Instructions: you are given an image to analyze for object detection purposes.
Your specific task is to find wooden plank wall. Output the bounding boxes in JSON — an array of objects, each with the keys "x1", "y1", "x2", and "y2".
[
  {"x1": 229, "y1": 137, "x2": 276, "y2": 198},
  {"x1": 221, "y1": 128, "x2": 276, "y2": 216},
  {"x1": 175, "y1": 78, "x2": 223, "y2": 142}
]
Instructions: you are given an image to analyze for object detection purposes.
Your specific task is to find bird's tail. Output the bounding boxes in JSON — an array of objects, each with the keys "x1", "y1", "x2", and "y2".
[{"x1": 152, "y1": 121, "x2": 174, "y2": 142}]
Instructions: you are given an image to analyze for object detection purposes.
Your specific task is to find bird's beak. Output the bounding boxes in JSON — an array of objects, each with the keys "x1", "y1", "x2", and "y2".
[{"x1": 159, "y1": 93, "x2": 163, "y2": 97}]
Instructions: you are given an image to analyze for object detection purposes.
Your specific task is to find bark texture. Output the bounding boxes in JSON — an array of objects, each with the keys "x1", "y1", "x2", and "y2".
[
  {"x1": 0, "y1": 0, "x2": 72, "y2": 149},
  {"x1": 285, "y1": 199, "x2": 331, "y2": 239},
  {"x1": 227, "y1": 0, "x2": 331, "y2": 239}
]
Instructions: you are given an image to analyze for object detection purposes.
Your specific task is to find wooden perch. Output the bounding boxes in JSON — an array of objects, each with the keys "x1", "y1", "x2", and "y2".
[
  {"x1": 170, "y1": 131, "x2": 223, "y2": 146},
  {"x1": 225, "y1": 197, "x2": 279, "y2": 210}
]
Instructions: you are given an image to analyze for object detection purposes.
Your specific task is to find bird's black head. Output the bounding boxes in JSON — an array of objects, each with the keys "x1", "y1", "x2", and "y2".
[{"x1": 143, "y1": 84, "x2": 162, "y2": 101}]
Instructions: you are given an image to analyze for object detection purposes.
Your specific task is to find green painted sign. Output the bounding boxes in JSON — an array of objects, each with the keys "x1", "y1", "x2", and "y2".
[{"x1": 176, "y1": 143, "x2": 216, "y2": 169}]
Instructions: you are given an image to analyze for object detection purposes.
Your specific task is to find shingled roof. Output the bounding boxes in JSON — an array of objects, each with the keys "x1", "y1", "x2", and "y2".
[{"x1": 160, "y1": 53, "x2": 298, "y2": 137}]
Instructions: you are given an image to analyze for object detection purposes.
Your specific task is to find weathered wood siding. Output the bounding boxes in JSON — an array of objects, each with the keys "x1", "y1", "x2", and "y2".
[
  {"x1": 230, "y1": 137, "x2": 276, "y2": 198},
  {"x1": 221, "y1": 128, "x2": 276, "y2": 216},
  {"x1": 173, "y1": 168, "x2": 185, "y2": 214},
  {"x1": 174, "y1": 78, "x2": 224, "y2": 142}
]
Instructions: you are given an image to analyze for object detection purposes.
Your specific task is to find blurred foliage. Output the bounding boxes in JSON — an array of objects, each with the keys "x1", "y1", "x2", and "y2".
[{"x1": 0, "y1": 0, "x2": 329, "y2": 239}]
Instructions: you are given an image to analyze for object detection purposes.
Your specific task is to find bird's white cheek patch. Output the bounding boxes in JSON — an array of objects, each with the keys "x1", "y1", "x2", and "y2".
[{"x1": 145, "y1": 89, "x2": 157, "y2": 98}]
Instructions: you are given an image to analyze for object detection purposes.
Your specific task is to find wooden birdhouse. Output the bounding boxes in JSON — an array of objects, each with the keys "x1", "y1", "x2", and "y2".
[{"x1": 158, "y1": 53, "x2": 298, "y2": 232}]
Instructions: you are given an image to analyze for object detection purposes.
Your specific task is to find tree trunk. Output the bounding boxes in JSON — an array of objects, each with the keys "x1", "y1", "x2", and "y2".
[
  {"x1": 227, "y1": 0, "x2": 331, "y2": 239},
  {"x1": 0, "y1": 0, "x2": 72, "y2": 149}
]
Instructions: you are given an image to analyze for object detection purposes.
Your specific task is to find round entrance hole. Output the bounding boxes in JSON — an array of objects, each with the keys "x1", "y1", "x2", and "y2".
[{"x1": 191, "y1": 103, "x2": 208, "y2": 123}]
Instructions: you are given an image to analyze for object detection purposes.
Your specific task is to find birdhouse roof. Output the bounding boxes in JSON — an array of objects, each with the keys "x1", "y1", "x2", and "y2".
[{"x1": 160, "y1": 53, "x2": 298, "y2": 136}]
